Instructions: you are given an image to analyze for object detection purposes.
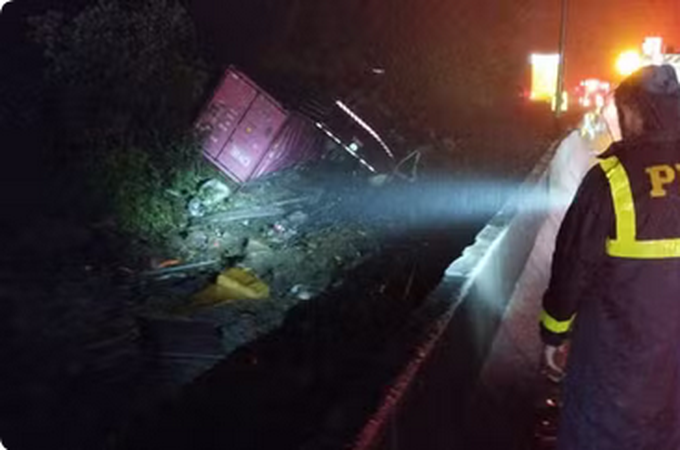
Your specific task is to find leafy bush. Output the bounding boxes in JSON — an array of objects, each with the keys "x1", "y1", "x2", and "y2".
[
  {"x1": 99, "y1": 137, "x2": 215, "y2": 244},
  {"x1": 31, "y1": 0, "x2": 210, "y2": 147},
  {"x1": 101, "y1": 148, "x2": 171, "y2": 242},
  {"x1": 30, "y1": 0, "x2": 219, "y2": 246}
]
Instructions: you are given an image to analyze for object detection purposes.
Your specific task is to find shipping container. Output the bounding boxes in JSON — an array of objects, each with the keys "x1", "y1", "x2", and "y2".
[
  {"x1": 250, "y1": 113, "x2": 324, "y2": 179},
  {"x1": 195, "y1": 68, "x2": 321, "y2": 183},
  {"x1": 195, "y1": 67, "x2": 394, "y2": 183}
]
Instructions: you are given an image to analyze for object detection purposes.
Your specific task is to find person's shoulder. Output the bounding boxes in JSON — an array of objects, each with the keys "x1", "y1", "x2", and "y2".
[
  {"x1": 599, "y1": 140, "x2": 630, "y2": 159},
  {"x1": 604, "y1": 134, "x2": 680, "y2": 156},
  {"x1": 579, "y1": 162, "x2": 609, "y2": 193}
]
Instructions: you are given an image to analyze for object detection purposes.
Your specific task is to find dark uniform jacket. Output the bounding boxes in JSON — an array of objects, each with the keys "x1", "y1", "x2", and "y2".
[{"x1": 541, "y1": 65, "x2": 680, "y2": 450}]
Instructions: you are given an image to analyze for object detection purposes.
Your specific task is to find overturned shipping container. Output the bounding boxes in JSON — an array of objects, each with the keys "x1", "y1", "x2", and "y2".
[{"x1": 195, "y1": 68, "x2": 322, "y2": 183}]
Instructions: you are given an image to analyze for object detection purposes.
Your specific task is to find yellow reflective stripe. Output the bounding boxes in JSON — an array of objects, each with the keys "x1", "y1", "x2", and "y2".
[
  {"x1": 607, "y1": 238, "x2": 680, "y2": 259},
  {"x1": 540, "y1": 309, "x2": 575, "y2": 334},
  {"x1": 599, "y1": 156, "x2": 636, "y2": 241},
  {"x1": 598, "y1": 156, "x2": 680, "y2": 259}
]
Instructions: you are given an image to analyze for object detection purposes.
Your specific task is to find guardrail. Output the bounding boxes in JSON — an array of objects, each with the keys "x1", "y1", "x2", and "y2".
[{"x1": 346, "y1": 127, "x2": 599, "y2": 450}]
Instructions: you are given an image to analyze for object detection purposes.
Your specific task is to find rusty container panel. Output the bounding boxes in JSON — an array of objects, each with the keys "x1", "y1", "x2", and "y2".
[
  {"x1": 195, "y1": 70, "x2": 258, "y2": 159},
  {"x1": 217, "y1": 94, "x2": 288, "y2": 182},
  {"x1": 250, "y1": 114, "x2": 323, "y2": 179}
]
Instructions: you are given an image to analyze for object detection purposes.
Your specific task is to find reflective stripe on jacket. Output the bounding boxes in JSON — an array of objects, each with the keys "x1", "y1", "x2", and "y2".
[
  {"x1": 540, "y1": 135, "x2": 680, "y2": 450},
  {"x1": 600, "y1": 155, "x2": 680, "y2": 258}
]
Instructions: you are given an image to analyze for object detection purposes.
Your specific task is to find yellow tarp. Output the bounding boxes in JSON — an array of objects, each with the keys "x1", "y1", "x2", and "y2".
[{"x1": 192, "y1": 267, "x2": 270, "y2": 307}]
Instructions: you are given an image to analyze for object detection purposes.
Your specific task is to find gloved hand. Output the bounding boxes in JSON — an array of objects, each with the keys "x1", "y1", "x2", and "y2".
[{"x1": 543, "y1": 343, "x2": 569, "y2": 382}]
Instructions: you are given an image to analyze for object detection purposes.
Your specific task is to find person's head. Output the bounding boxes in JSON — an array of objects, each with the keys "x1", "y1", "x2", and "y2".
[{"x1": 612, "y1": 65, "x2": 680, "y2": 140}]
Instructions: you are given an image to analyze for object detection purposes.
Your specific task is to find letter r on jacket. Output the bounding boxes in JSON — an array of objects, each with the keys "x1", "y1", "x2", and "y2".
[{"x1": 646, "y1": 165, "x2": 676, "y2": 198}]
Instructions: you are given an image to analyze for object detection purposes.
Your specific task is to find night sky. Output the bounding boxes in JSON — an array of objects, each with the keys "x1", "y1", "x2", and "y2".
[
  {"x1": 2, "y1": 0, "x2": 680, "y2": 87},
  {"x1": 383, "y1": 0, "x2": 680, "y2": 88},
  {"x1": 188, "y1": 0, "x2": 680, "y2": 112},
  {"x1": 2, "y1": 0, "x2": 680, "y2": 120}
]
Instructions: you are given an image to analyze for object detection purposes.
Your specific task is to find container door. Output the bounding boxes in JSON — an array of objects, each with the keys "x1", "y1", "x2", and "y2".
[
  {"x1": 196, "y1": 71, "x2": 258, "y2": 159},
  {"x1": 217, "y1": 94, "x2": 288, "y2": 182}
]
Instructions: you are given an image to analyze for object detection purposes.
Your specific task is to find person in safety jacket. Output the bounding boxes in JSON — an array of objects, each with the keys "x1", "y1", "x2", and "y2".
[{"x1": 540, "y1": 64, "x2": 680, "y2": 450}]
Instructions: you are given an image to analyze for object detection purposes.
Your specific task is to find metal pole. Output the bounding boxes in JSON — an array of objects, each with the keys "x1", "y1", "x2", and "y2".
[{"x1": 555, "y1": 0, "x2": 568, "y2": 118}]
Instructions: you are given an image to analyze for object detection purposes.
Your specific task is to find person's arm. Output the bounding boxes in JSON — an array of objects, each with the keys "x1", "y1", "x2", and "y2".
[{"x1": 540, "y1": 165, "x2": 613, "y2": 348}]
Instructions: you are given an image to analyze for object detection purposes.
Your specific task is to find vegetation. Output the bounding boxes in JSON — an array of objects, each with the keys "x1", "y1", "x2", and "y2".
[
  {"x1": 99, "y1": 137, "x2": 212, "y2": 244},
  {"x1": 30, "y1": 0, "x2": 217, "y2": 245}
]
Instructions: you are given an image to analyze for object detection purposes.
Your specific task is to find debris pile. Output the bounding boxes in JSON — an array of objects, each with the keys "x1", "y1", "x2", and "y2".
[{"x1": 135, "y1": 161, "x2": 385, "y2": 382}]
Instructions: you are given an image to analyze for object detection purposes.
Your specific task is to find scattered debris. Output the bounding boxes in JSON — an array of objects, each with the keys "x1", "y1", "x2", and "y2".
[
  {"x1": 266, "y1": 219, "x2": 299, "y2": 244},
  {"x1": 156, "y1": 259, "x2": 182, "y2": 269},
  {"x1": 287, "y1": 211, "x2": 309, "y2": 226},
  {"x1": 191, "y1": 205, "x2": 285, "y2": 226},
  {"x1": 185, "y1": 230, "x2": 209, "y2": 248},
  {"x1": 135, "y1": 158, "x2": 385, "y2": 378},
  {"x1": 242, "y1": 238, "x2": 275, "y2": 275},
  {"x1": 368, "y1": 174, "x2": 390, "y2": 187},
  {"x1": 290, "y1": 284, "x2": 315, "y2": 301},
  {"x1": 187, "y1": 179, "x2": 233, "y2": 217},
  {"x1": 187, "y1": 199, "x2": 205, "y2": 218},
  {"x1": 141, "y1": 260, "x2": 221, "y2": 279},
  {"x1": 393, "y1": 150, "x2": 421, "y2": 182}
]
